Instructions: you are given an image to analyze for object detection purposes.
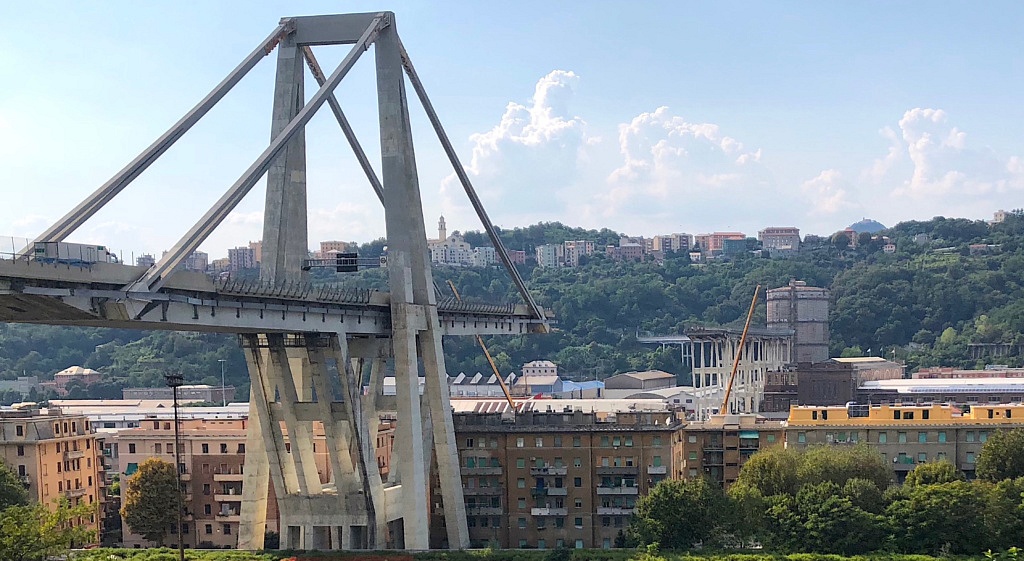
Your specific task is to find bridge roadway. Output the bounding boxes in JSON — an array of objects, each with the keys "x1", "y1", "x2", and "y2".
[{"x1": 0, "y1": 257, "x2": 549, "y2": 336}]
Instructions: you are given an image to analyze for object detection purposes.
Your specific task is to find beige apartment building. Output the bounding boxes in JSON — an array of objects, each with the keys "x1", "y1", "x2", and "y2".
[
  {"x1": 114, "y1": 416, "x2": 395, "y2": 549},
  {"x1": 0, "y1": 406, "x2": 103, "y2": 543},
  {"x1": 674, "y1": 414, "x2": 786, "y2": 488},
  {"x1": 437, "y1": 410, "x2": 680, "y2": 550}
]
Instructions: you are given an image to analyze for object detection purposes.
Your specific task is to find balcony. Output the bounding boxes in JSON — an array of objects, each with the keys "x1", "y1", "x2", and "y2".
[
  {"x1": 463, "y1": 486, "x2": 503, "y2": 496},
  {"x1": 597, "y1": 507, "x2": 634, "y2": 515},
  {"x1": 893, "y1": 457, "x2": 917, "y2": 471},
  {"x1": 214, "y1": 492, "x2": 242, "y2": 502},
  {"x1": 647, "y1": 466, "x2": 667, "y2": 475},
  {"x1": 546, "y1": 487, "x2": 568, "y2": 496},
  {"x1": 19, "y1": 475, "x2": 31, "y2": 488},
  {"x1": 531, "y1": 507, "x2": 569, "y2": 516},
  {"x1": 64, "y1": 450, "x2": 85, "y2": 461},
  {"x1": 530, "y1": 466, "x2": 568, "y2": 476},
  {"x1": 179, "y1": 472, "x2": 191, "y2": 482},
  {"x1": 462, "y1": 466, "x2": 502, "y2": 476},
  {"x1": 216, "y1": 511, "x2": 241, "y2": 522},
  {"x1": 66, "y1": 487, "x2": 87, "y2": 498},
  {"x1": 530, "y1": 487, "x2": 550, "y2": 498},
  {"x1": 596, "y1": 485, "x2": 639, "y2": 496},
  {"x1": 465, "y1": 506, "x2": 503, "y2": 516},
  {"x1": 213, "y1": 471, "x2": 244, "y2": 482},
  {"x1": 596, "y1": 466, "x2": 639, "y2": 475}
]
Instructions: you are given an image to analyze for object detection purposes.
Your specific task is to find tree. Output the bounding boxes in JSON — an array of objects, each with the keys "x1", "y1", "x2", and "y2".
[
  {"x1": 121, "y1": 458, "x2": 181, "y2": 546},
  {"x1": 0, "y1": 499, "x2": 96, "y2": 561},
  {"x1": 904, "y1": 459, "x2": 964, "y2": 488},
  {"x1": 629, "y1": 477, "x2": 727, "y2": 549},
  {"x1": 983, "y1": 477, "x2": 1024, "y2": 550},
  {"x1": 734, "y1": 445, "x2": 801, "y2": 496},
  {"x1": 0, "y1": 461, "x2": 29, "y2": 510},
  {"x1": 977, "y1": 427, "x2": 1024, "y2": 481},
  {"x1": 886, "y1": 480, "x2": 987, "y2": 554}
]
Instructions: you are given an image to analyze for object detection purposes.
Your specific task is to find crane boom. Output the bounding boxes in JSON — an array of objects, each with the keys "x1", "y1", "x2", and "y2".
[
  {"x1": 720, "y1": 284, "x2": 761, "y2": 413},
  {"x1": 447, "y1": 280, "x2": 517, "y2": 409}
]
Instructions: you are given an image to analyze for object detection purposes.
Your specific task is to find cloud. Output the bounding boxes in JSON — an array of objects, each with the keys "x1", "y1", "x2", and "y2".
[
  {"x1": 591, "y1": 106, "x2": 774, "y2": 233},
  {"x1": 801, "y1": 169, "x2": 855, "y2": 215},
  {"x1": 440, "y1": 70, "x2": 593, "y2": 227}
]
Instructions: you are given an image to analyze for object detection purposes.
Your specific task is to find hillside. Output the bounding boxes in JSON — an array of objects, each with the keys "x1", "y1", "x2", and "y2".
[{"x1": 2, "y1": 214, "x2": 1024, "y2": 402}]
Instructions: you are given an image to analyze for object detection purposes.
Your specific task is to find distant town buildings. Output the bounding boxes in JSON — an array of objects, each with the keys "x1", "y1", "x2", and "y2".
[
  {"x1": 428, "y1": 216, "x2": 498, "y2": 267},
  {"x1": 136, "y1": 254, "x2": 155, "y2": 268},
  {"x1": 536, "y1": 240, "x2": 598, "y2": 268},
  {"x1": 694, "y1": 232, "x2": 745, "y2": 253},
  {"x1": 652, "y1": 233, "x2": 692, "y2": 253},
  {"x1": 758, "y1": 227, "x2": 801, "y2": 251},
  {"x1": 41, "y1": 366, "x2": 102, "y2": 397},
  {"x1": 121, "y1": 385, "x2": 236, "y2": 403},
  {"x1": 227, "y1": 245, "x2": 257, "y2": 272}
]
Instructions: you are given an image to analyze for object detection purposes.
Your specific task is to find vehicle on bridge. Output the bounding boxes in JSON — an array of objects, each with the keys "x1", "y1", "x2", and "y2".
[{"x1": 31, "y1": 241, "x2": 119, "y2": 265}]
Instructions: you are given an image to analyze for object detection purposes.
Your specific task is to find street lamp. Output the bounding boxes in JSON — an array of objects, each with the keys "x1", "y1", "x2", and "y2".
[
  {"x1": 164, "y1": 373, "x2": 185, "y2": 561},
  {"x1": 217, "y1": 359, "x2": 227, "y2": 406}
]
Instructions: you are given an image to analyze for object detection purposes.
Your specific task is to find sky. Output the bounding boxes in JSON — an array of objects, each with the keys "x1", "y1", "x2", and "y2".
[{"x1": 2, "y1": 1, "x2": 1023, "y2": 260}]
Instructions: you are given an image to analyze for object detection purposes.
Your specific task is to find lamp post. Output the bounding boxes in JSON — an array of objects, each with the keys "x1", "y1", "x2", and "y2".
[
  {"x1": 217, "y1": 359, "x2": 227, "y2": 406},
  {"x1": 164, "y1": 373, "x2": 185, "y2": 561}
]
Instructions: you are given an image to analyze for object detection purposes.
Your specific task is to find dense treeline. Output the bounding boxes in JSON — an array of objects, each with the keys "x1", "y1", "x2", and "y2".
[
  {"x1": 630, "y1": 428, "x2": 1024, "y2": 556},
  {"x1": 2, "y1": 213, "x2": 1024, "y2": 398}
]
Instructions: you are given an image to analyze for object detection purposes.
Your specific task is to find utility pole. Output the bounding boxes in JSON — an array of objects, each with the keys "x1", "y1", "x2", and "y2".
[
  {"x1": 218, "y1": 359, "x2": 227, "y2": 406},
  {"x1": 165, "y1": 373, "x2": 185, "y2": 561}
]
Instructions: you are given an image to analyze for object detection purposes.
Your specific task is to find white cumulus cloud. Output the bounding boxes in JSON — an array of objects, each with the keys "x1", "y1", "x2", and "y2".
[{"x1": 440, "y1": 70, "x2": 594, "y2": 228}]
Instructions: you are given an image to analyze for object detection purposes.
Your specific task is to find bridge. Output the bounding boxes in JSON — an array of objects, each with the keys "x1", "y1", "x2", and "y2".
[{"x1": 0, "y1": 12, "x2": 549, "y2": 551}]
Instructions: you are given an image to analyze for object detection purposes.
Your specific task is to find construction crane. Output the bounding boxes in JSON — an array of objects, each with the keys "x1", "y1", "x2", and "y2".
[
  {"x1": 720, "y1": 284, "x2": 761, "y2": 414},
  {"x1": 447, "y1": 280, "x2": 516, "y2": 409}
]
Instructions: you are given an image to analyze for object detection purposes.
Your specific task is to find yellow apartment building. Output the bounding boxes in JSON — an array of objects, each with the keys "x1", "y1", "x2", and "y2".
[
  {"x1": 0, "y1": 405, "x2": 103, "y2": 544},
  {"x1": 787, "y1": 403, "x2": 1024, "y2": 481}
]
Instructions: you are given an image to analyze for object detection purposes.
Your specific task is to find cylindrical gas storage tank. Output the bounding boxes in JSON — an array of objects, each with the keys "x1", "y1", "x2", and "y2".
[{"x1": 767, "y1": 280, "x2": 830, "y2": 364}]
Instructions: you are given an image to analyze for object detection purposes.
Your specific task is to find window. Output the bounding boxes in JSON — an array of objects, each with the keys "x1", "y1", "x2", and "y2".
[
  {"x1": 493, "y1": 517, "x2": 501, "y2": 528},
  {"x1": 535, "y1": 437, "x2": 543, "y2": 448},
  {"x1": 966, "y1": 451, "x2": 976, "y2": 463},
  {"x1": 466, "y1": 457, "x2": 476, "y2": 469},
  {"x1": 466, "y1": 438, "x2": 474, "y2": 448},
  {"x1": 653, "y1": 436, "x2": 662, "y2": 447},
  {"x1": 625, "y1": 436, "x2": 633, "y2": 447},
  {"x1": 573, "y1": 436, "x2": 581, "y2": 447},
  {"x1": 554, "y1": 436, "x2": 562, "y2": 447},
  {"x1": 576, "y1": 539, "x2": 584, "y2": 549},
  {"x1": 517, "y1": 478, "x2": 525, "y2": 488},
  {"x1": 15, "y1": 425, "x2": 23, "y2": 437},
  {"x1": 600, "y1": 436, "x2": 610, "y2": 447},
  {"x1": 613, "y1": 437, "x2": 621, "y2": 447},
  {"x1": 574, "y1": 517, "x2": 583, "y2": 529},
  {"x1": 898, "y1": 432, "x2": 907, "y2": 443},
  {"x1": 980, "y1": 431, "x2": 989, "y2": 443},
  {"x1": 688, "y1": 451, "x2": 698, "y2": 460},
  {"x1": 516, "y1": 458, "x2": 525, "y2": 468},
  {"x1": 201, "y1": 443, "x2": 209, "y2": 454},
  {"x1": 220, "y1": 443, "x2": 228, "y2": 453},
  {"x1": 573, "y1": 477, "x2": 582, "y2": 488},
  {"x1": 516, "y1": 438, "x2": 524, "y2": 448},
  {"x1": 518, "y1": 498, "x2": 526, "y2": 509},
  {"x1": 966, "y1": 431, "x2": 975, "y2": 442},
  {"x1": 518, "y1": 539, "x2": 528, "y2": 548},
  {"x1": 518, "y1": 517, "x2": 527, "y2": 529},
  {"x1": 938, "y1": 431, "x2": 947, "y2": 443},
  {"x1": 602, "y1": 516, "x2": 610, "y2": 527},
  {"x1": 538, "y1": 539, "x2": 546, "y2": 550},
  {"x1": 937, "y1": 452, "x2": 947, "y2": 461},
  {"x1": 205, "y1": 504, "x2": 212, "y2": 515},
  {"x1": 653, "y1": 456, "x2": 662, "y2": 467},
  {"x1": 767, "y1": 434, "x2": 776, "y2": 443},
  {"x1": 128, "y1": 443, "x2": 136, "y2": 453},
  {"x1": 918, "y1": 452, "x2": 927, "y2": 463},
  {"x1": 237, "y1": 443, "x2": 245, "y2": 453},
  {"x1": 797, "y1": 432, "x2": 806, "y2": 444},
  {"x1": 918, "y1": 432, "x2": 928, "y2": 444},
  {"x1": 223, "y1": 524, "x2": 231, "y2": 535},
  {"x1": 575, "y1": 498, "x2": 582, "y2": 508},
  {"x1": 555, "y1": 517, "x2": 564, "y2": 528},
  {"x1": 689, "y1": 468, "x2": 697, "y2": 477},
  {"x1": 203, "y1": 484, "x2": 211, "y2": 495},
  {"x1": 17, "y1": 445, "x2": 24, "y2": 457},
  {"x1": 574, "y1": 457, "x2": 582, "y2": 468},
  {"x1": 155, "y1": 443, "x2": 163, "y2": 454},
  {"x1": 688, "y1": 434, "x2": 697, "y2": 443},
  {"x1": 205, "y1": 524, "x2": 213, "y2": 535}
]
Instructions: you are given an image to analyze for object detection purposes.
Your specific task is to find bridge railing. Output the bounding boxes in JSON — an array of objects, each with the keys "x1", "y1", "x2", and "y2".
[{"x1": 0, "y1": 237, "x2": 32, "y2": 261}]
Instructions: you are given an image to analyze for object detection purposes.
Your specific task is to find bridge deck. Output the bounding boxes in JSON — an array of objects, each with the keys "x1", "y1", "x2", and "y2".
[{"x1": 0, "y1": 258, "x2": 549, "y2": 336}]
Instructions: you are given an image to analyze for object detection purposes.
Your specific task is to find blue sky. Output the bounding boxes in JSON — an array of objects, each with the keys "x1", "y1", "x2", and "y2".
[{"x1": 2, "y1": 1, "x2": 1023, "y2": 260}]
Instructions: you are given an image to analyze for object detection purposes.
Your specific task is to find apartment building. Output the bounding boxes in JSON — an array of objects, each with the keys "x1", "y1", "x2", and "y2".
[
  {"x1": 563, "y1": 241, "x2": 595, "y2": 268},
  {"x1": 114, "y1": 416, "x2": 396, "y2": 548},
  {"x1": 535, "y1": 244, "x2": 564, "y2": 268},
  {"x1": 757, "y1": 227, "x2": 801, "y2": 251},
  {"x1": 786, "y1": 403, "x2": 1024, "y2": 482},
  {"x1": 0, "y1": 406, "x2": 103, "y2": 543},
  {"x1": 438, "y1": 410, "x2": 681, "y2": 550},
  {"x1": 693, "y1": 232, "x2": 745, "y2": 253},
  {"x1": 674, "y1": 414, "x2": 785, "y2": 488},
  {"x1": 652, "y1": 233, "x2": 691, "y2": 253}
]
